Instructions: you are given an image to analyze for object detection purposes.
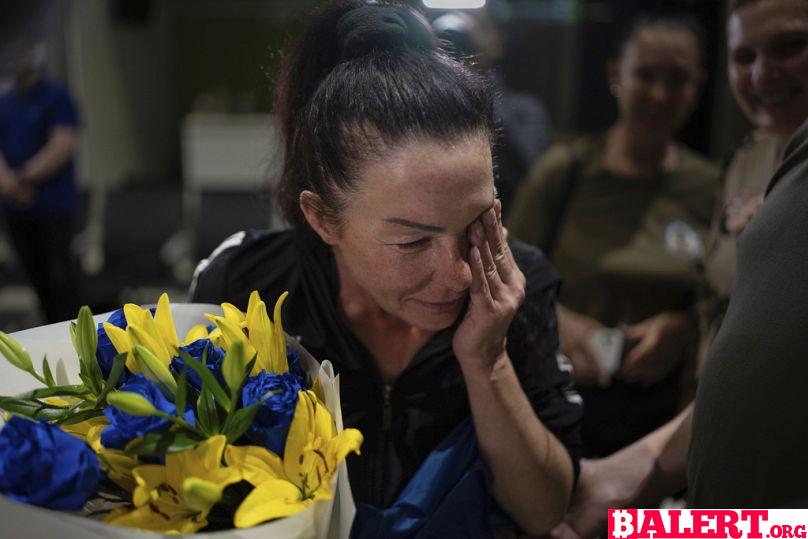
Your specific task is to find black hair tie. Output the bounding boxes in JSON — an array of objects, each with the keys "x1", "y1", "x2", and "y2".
[{"x1": 336, "y1": 5, "x2": 434, "y2": 61}]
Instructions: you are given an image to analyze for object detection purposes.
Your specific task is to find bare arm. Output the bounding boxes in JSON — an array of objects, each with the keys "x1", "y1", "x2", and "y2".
[
  {"x1": 17, "y1": 126, "x2": 77, "y2": 184},
  {"x1": 0, "y1": 152, "x2": 35, "y2": 208},
  {"x1": 559, "y1": 403, "x2": 693, "y2": 539},
  {"x1": 464, "y1": 355, "x2": 574, "y2": 535},
  {"x1": 455, "y1": 200, "x2": 574, "y2": 535}
]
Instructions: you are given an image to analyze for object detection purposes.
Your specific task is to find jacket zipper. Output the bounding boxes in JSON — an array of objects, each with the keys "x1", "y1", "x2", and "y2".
[
  {"x1": 374, "y1": 383, "x2": 393, "y2": 505},
  {"x1": 382, "y1": 383, "x2": 393, "y2": 431}
]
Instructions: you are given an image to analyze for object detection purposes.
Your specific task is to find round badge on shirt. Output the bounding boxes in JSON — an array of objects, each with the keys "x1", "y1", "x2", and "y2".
[{"x1": 663, "y1": 220, "x2": 703, "y2": 260}]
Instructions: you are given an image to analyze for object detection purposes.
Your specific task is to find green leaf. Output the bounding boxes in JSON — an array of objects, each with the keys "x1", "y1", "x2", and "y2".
[
  {"x1": 57, "y1": 408, "x2": 105, "y2": 425},
  {"x1": 95, "y1": 354, "x2": 126, "y2": 407},
  {"x1": 79, "y1": 372, "x2": 97, "y2": 392},
  {"x1": 222, "y1": 341, "x2": 246, "y2": 395},
  {"x1": 181, "y1": 354, "x2": 231, "y2": 410},
  {"x1": 15, "y1": 384, "x2": 91, "y2": 400},
  {"x1": 0, "y1": 397, "x2": 72, "y2": 421},
  {"x1": 244, "y1": 356, "x2": 257, "y2": 379},
  {"x1": 42, "y1": 357, "x2": 56, "y2": 387},
  {"x1": 69, "y1": 322, "x2": 78, "y2": 352},
  {"x1": 175, "y1": 365, "x2": 188, "y2": 418},
  {"x1": 196, "y1": 386, "x2": 220, "y2": 436},
  {"x1": 164, "y1": 431, "x2": 204, "y2": 453},
  {"x1": 125, "y1": 429, "x2": 202, "y2": 457},
  {"x1": 222, "y1": 404, "x2": 260, "y2": 444}
]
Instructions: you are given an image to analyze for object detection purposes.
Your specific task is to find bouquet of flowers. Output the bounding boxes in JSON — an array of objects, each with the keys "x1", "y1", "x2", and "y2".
[{"x1": 0, "y1": 292, "x2": 362, "y2": 538}]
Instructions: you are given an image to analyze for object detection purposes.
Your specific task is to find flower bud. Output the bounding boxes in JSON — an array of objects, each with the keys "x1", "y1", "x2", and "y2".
[
  {"x1": 183, "y1": 477, "x2": 223, "y2": 512},
  {"x1": 0, "y1": 332, "x2": 34, "y2": 374},
  {"x1": 132, "y1": 343, "x2": 178, "y2": 396},
  {"x1": 108, "y1": 391, "x2": 160, "y2": 416}
]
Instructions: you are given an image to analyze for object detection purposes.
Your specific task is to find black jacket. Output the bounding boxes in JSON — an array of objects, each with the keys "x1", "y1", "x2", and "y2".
[{"x1": 191, "y1": 229, "x2": 582, "y2": 508}]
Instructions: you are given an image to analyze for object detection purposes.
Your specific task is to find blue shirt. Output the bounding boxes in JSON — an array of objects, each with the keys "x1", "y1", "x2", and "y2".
[{"x1": 0, "y1": 79, "x2": 79, "y2": 219}]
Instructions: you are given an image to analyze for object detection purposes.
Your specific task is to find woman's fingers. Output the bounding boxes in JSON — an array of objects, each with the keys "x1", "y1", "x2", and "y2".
[
  {"x1": 481, "y1": 201, "x2": 518, "y2": 284},
  {"x1": 468, "y1": 243, "x2": 493, "y2": 302},
  {"x1": 470, "y1": 220, "x2": 505, "y2": 298}
]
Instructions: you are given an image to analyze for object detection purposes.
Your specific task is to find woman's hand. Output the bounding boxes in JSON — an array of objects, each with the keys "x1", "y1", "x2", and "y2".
[
  {"x1": 618, "y1": 311, "x2": 694, "y2": 386},
  {"x1": 0, "y1": 170, "x2": 34, "y2": 209},
  {"x1": 724, "y1": 193, "x2": 764, "y2": 236},
  {"x1": 556, "y1": 305, "x2": 609, "y2": 387},
  {"x1": 453, "y1": 199, "x2": 526, "y2": 373}
]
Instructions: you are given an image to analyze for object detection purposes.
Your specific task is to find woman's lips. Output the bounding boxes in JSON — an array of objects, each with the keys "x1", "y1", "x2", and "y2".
[
  {"x1": 411, "y1": 297, "x2": 465, "y2": 313},
  {"x1": 757, "y1": 87, "x2": 801, "y2": 107}
]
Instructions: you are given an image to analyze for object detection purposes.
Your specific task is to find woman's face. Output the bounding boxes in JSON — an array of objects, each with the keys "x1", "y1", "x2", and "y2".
[
  {"x1": 318, "y1": 136, "x2": 494, "y2": 332},
  {"x1": 728, "y1": 0, "x2": 808, "y2": 135},
  {"x1": 610, "y1": 26, "x2": 703, "y2": 137}
]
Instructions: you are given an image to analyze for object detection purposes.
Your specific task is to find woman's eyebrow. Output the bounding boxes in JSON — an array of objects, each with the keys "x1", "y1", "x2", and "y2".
[{"x1": 383, "y1": 218, "x2": 446, "y2": 233}]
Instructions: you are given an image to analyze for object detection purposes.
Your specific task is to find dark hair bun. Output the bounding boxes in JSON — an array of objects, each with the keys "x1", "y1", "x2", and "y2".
[{"x1": 336, "y1": 5, "x2": 434, "y2": 60}]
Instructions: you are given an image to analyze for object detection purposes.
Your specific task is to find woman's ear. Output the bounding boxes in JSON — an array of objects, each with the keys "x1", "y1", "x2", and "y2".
[{"x1": 300, "y1": 190, "x2": 339, "y2": 245}]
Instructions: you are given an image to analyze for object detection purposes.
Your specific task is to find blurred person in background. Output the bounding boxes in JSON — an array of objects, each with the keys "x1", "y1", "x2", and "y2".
[
  {"x1": 0, "y1": 40, "x2": 80, "y2": 323},
  {"x1": 432, "y1": 9, "x2": 552, "y2": 214},
  {"x1": 507, "y1": 11, "x2": 717, "y2": 458},
  {"x1": 550, "y1": 1, "x2": 808, "y2": 535},
  {"x1": 696, "y1": 0, "x2": 808, "y2": 368}
]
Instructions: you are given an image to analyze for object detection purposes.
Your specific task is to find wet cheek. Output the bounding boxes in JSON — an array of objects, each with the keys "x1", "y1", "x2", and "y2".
[{"x1": 374, "y1": 251, "x2": 432, "y2": 296}]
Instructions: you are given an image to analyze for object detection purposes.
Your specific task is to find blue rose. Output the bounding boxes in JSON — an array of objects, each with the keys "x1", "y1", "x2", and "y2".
[
  {"x1": 241, "y1": 371, "x2": 302, "y2": 454},
  {"x1": 96, "y1": 308, "x2": 128, "y2": 383},
  {"x1": 285, "y1": 345, "x2": 305, "y2": 383},
  {"x1": 170, "y1": 338, "x2": 226, "y2": 392},
  {"x1": 0, "y1": 417, "x2": 102, "y2": 510},
  {"x1": 101, "y1": 374, "x2": 195, "y2": 450},
  {"x1": 95, "y1": 307, "x2": 156, "y2": 385}
]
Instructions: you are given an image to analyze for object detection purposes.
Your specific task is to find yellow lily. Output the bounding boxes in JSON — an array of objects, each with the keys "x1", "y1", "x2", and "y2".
[
  {"x1": 207, "y1": 291, "x2": 290, "y2": 376},
  {"x1": 42, "y1": 396, "x2": 111, "y2": 441},
  {"x1": 226, "y1": 390, "x2": 363, "y2": 528},
  {"x1": 102, "y1": 294, "x2": 180, "y2": 374},
  {"x1": 106, "y1": 435, "x2": 241, "y2": 533},
  {"x1": 181, "y1": 323, "x2": 210, "y2": 346},
  {"x1": 86, "y1": 425, "x2": 139, "y2": 492},
  {"x1": 205, "y1": 312, "x2": 257, "y2": 363}
]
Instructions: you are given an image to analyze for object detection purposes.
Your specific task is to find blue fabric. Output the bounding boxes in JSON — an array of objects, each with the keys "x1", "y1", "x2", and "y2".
[
  {"x1": 350, "y1": 418, "x2": 514, "y2": 539},
  {"x1": 0, "y1": 79, "x2": 78, "y2": 219}
]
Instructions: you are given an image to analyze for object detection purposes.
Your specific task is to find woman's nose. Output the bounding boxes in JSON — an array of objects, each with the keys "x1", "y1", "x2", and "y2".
[
  {"x1": 751, "y1": 54, "x2": 781, "y2": 89},
  {"x1": 648, "y1": 80, "x2": 670, "y2": 104},
  {"x1": 434, "y1": 236, "x2": 472, "y2": 292}
]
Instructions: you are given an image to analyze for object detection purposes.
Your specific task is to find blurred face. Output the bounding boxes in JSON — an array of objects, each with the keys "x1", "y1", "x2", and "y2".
[
  {"x1": 610, "y1": 26, "x2": 703, "y2": 136},
  {"x1": 322, "y1": 136, "x2": 494, "y2": 331},
  {"x1": 727, "y1": 0, "x2": 808, "y2": 135}
]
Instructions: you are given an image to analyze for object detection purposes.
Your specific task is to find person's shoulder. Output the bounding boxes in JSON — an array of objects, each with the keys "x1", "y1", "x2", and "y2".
[
  {"x1": 190, "y1": 229, "x2": 299, "y2": 303},
  {"x1": 677, "y1": 145, "x2": 720, "y2": 182},
  {"x1": 38, "y1": 80, "x2": 73, "y2": 103},
  {"x1": 523, "y1": 137, "x2": 586, "y2": 186},
  {"x1": 510, "y1": 239, "x2": 560, "y2": 296}
]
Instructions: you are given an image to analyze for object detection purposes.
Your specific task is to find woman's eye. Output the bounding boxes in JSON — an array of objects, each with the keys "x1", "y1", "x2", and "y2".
[
  {"x1": 732, "y1": 47, "x2": 756, "y2": 66},
  {"x1": 769, "y1": 34, "x2": 808, "y2": 61},
  {"x1": 397, "y1": 238, "x2": 430, "y2": 251}
]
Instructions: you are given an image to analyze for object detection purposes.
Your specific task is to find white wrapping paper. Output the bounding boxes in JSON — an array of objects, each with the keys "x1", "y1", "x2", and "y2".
[{"x1": 0, "y1": 304, "x2": 356, "y2": 539}]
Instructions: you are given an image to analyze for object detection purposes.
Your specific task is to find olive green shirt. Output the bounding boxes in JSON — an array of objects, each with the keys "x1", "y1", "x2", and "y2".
[
  {"x1": 507, "y1": 135, "x2": 719, "y2": 326},
  {"x1": 688, "y1": 118, "x2": 808, "y2": 508}
]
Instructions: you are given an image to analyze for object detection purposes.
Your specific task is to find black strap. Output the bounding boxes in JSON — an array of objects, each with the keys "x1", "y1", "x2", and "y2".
[{"x1": 544, "y1": 146, "x2": 582, "y2": 260}]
